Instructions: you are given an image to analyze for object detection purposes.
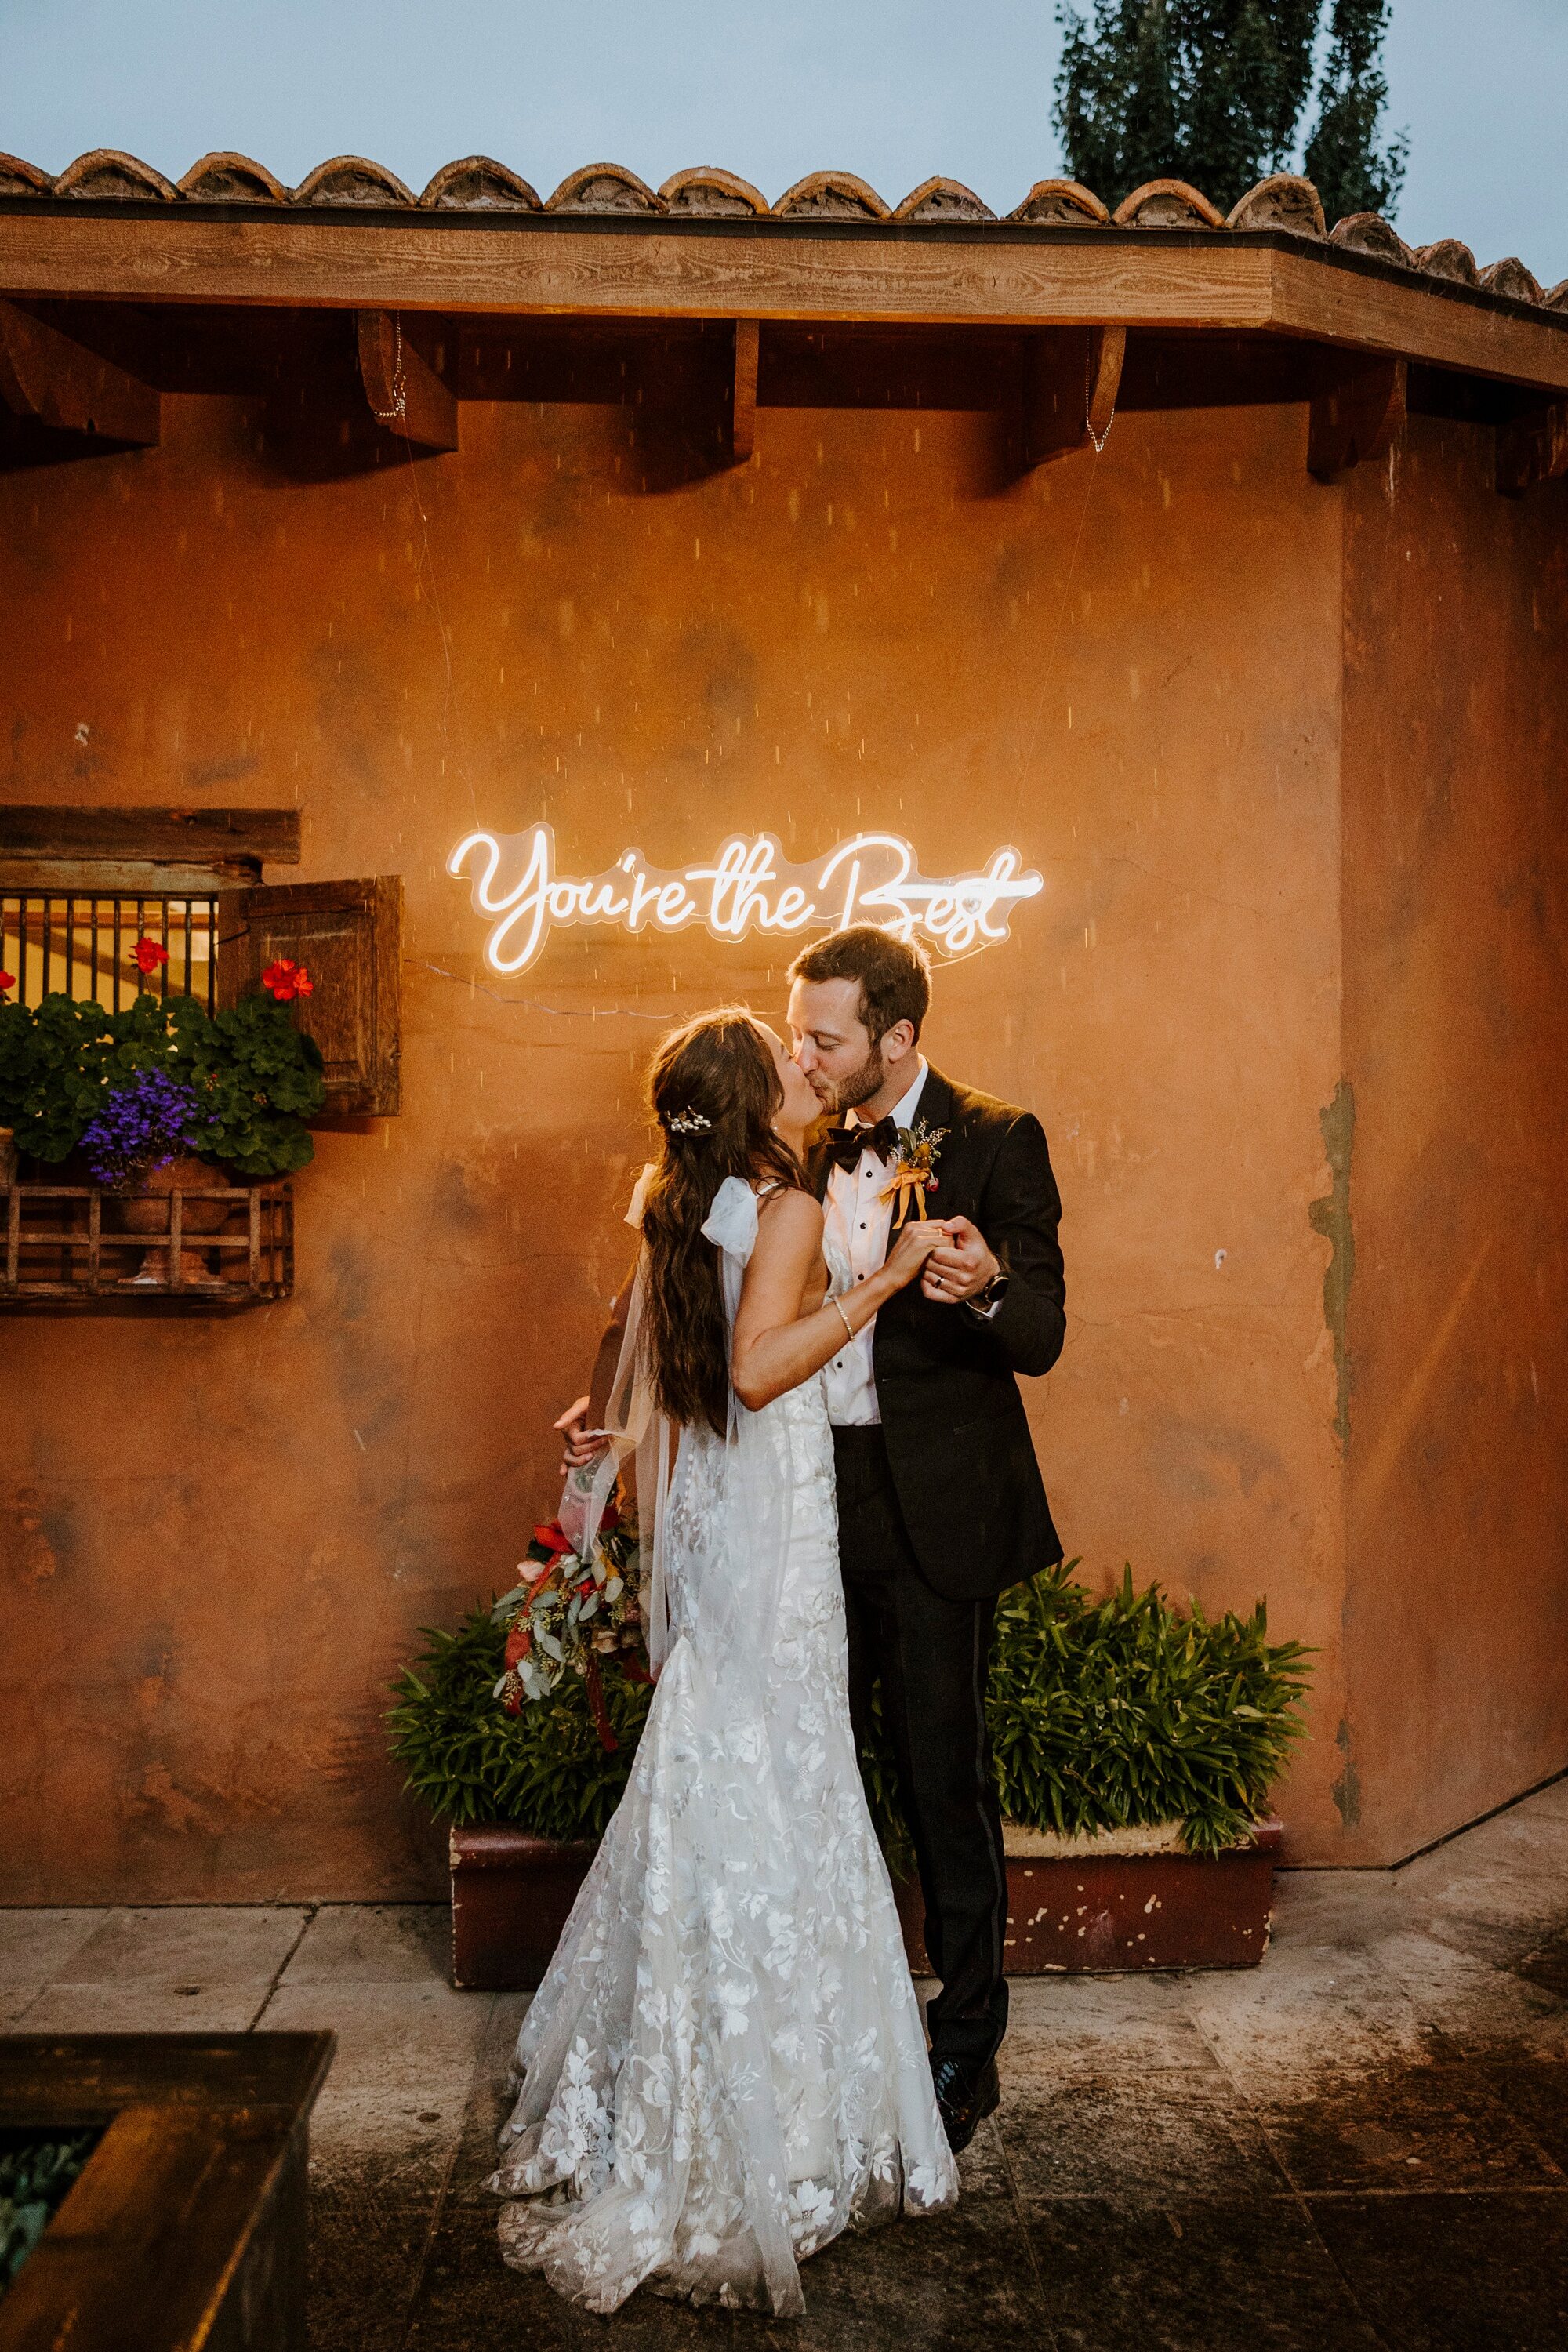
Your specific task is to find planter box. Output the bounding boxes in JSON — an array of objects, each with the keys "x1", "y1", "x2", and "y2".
[
  {"x1": 0, "y1": 1180, "x2": 293, "y2": 1308},
  {"x1": 0, "y1": 2031, "x2": 333, "y2": 2352},
  {"x1": 449, "y1": 1818, "x2": 1281, "y2": 1990}
]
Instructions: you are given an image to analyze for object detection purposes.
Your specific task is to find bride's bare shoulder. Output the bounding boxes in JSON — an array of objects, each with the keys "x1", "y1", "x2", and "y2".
[{"x1": 754, "y1": 1185, "x2": 824, "y2": 1241}]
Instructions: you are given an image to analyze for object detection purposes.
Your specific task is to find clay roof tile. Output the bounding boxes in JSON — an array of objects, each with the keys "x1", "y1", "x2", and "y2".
[
  {"x1": 1414, "y1": 238, "x2": 1480, "y2": 287},
  {"x1": 1226, "y1": 175, "x2": 1325, "y2": 238},
  {"x1": 893, "y1": 176, "x2": 996, "y2": 223},
  {"x1": 1329, "y1": 212, "x2": 1412, "y2": 267},
  {"x1": 178, "y1": 153, "x2": 290, "y2": 204},
  {"x1": 54, "y1": 149, "x2": 179, "y2": 201},
  {"x1": 419, "y1": 157, "x2": 541, "y2": 211},
  {"x1": 1005, "y1": 179, "x2": 1109, "y2": 226},
  {"x1": 1479, "y1": 255, "x2": 1544, "y2": 305},
  {"x1": 547, "y1": 164, "x2": 665, "y2": 215},
  {"x1": 772, "y1": 171, "x2": 890, "y2": 221},
  {"x1": 658, "y1": 168, "x2": 768, "y2": 218},
  {"x1": 0, "y1": 152, "x2": 53, "y2": 197},
  {"x1": 292, "y1": 156, "x2": 416, "y2": 207},
  {"x1": 1113, "y1": 178, "x2": 1226, "y2": 230}
]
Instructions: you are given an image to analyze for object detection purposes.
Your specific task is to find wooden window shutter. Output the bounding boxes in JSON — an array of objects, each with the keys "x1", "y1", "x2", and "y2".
[{"x1": 220, "y1": 876, "x2": 401, "y2": 1116}]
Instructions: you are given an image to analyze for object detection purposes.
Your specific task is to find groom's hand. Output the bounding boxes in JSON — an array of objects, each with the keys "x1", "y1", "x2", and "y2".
[
  {"x1": 921, "y1": 1216, "x2": 1000, "y2": 1305},
  {"x1": 555, "y1": 1396, "x2": 608, "y2": 1475}
]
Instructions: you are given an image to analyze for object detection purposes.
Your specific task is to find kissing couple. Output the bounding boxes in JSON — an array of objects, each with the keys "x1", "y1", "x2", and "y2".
[{"x1": 491, "y1": 924, "x2": 1066, "y2": 2315}]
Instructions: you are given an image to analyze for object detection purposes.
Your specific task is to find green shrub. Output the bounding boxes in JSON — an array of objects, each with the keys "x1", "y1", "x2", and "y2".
[
  {"x1": 388, "y1": 1564, "x2": 1311, "y2": 1864},
  {"x1": 0, "y1": 990, "x2": 323, "y2": 1179},
  {"x1": 387, "y1": 1606, "x2": 652, "y2": 1843}
]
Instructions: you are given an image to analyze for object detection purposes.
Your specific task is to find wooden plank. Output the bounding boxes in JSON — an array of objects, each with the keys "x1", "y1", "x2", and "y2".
[
  {"x1": 356, "y1": 307, "x2": 459, "y2": 450},
  {"x1": 1308, "y1": 357, "x2": 1406, "y2": 481},
  {"x1": 0, "y1": 806, "x2": 301, "y2": 865},
  {"x1": 0, "y1": 2031, "x2": 334, "y2": 2125},
  {"x1": 730, "y1": 317, "x2": 759, "y2": 463},
  {"x1": 2, "y1": 210, "x2": 1567, "y2": 388},
  {"x1": 0, "y1": 296, "x2": 159, "y2": 442},
  {"x1": 0, "y1": 857, "x2": 256, "y2": 894},
  {"x1": 0, "y1": 2104, "x2": 295, "y2": 2352},
  {"x1": 1495, "y1": 401, "x2": 1568, "y2": 495}
]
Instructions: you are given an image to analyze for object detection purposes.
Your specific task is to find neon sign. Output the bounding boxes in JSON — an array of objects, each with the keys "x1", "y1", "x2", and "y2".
[{"x1": 448, "y1": 826, "x2": 1044, "y2": 974}]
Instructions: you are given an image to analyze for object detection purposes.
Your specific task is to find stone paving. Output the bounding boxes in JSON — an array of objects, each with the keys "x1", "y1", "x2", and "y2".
[{"x1": 4, "y1": 1780, "x2": 1567, "y2": 2350}]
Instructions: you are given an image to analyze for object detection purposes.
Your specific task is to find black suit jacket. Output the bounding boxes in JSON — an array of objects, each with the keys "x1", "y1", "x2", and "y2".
[{"x1": 811, "y1": 1065, "x2": 1065, "y2": 1601}]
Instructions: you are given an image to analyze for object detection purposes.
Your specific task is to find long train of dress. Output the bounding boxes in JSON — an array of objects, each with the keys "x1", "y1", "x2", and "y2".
[{"x1": 491, "y1": 1293, "x2": 958, "y2": 2314}]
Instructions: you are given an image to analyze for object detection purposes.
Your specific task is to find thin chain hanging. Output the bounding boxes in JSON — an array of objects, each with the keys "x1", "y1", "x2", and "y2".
[{"x1": 1086, "y1": 333, "x2": 1114, "y2": 455}]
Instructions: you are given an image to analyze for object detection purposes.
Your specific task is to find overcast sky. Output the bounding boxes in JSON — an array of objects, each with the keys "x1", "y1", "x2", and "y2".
[{"x1": 2, "y1": 1, "x2": 1563, "y2": 287}]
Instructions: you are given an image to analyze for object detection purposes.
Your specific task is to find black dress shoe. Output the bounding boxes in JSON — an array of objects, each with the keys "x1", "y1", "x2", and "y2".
[{"x1": 930, "y1": 2054, "x2": 1000, "y2": 2154}]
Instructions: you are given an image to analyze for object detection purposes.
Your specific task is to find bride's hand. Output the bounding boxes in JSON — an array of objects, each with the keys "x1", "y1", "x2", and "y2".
[{"x1": 883, "y1": 1217, "x2": 946, "y2": 1290}]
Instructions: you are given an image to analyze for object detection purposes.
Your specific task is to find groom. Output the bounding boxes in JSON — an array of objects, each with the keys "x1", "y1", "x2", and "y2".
[{"x1": 786, "y1": 927, "x2": 1065, "y2": 2151}]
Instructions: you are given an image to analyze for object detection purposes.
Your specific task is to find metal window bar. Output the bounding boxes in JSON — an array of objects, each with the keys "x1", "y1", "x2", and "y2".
[{"x1": 0, "y1": 895, "x2": 219, "y2": 1014}]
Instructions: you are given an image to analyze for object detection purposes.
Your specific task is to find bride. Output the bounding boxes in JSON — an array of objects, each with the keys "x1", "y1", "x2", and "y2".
[{"x1": 492, "y1": 1006, "x2": 960, "y2": 2314}]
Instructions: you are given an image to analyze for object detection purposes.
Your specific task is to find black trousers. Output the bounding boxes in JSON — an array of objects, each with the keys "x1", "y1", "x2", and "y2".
[{"x1": 833, "y1": 1425, "x2": 1009, "y2": 2071}]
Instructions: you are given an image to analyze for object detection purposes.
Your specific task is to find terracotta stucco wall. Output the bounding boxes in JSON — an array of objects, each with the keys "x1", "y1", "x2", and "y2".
[
  {"x1": 3, "y1": 379, "x2": 1353, "y2": 1899},
  {"x1": 1338, "y1": 420, "x2": 1568, "y2": 1860}
]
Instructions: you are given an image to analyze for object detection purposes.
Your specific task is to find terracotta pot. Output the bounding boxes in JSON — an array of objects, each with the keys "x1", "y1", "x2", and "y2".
[
  {"x1": 448, "y1": 1817, "x2": 1283, "y2": 1991},
  {"x1": 115, "y1": 1154, "x2": 233, "y2": 1286}
]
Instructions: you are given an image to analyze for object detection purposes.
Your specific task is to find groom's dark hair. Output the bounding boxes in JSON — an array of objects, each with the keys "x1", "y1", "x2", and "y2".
[{"x1": 789, "y1": 925, "x2": 931, "y2": 1045}]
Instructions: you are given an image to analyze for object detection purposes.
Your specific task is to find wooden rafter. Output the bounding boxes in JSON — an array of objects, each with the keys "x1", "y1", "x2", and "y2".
[
  {"x1": 1495, "y1": 402, "x2": 1568, "y2": 496},
  {"x1": 0, "y1": 298, "x2": 158, "y2": 444},
  {"x1": 730, "y1": 318, "x2": 759, "y2": 464},
  {"x1": 355, "y1": 310, "x2": 458, "y2": 451},
  {"x1": 1308, "y1": 358, "x2": 1406, "y2": 482},
  {"x1": 1021, "y1": 325, "x2": 1126, "y2": 469}
]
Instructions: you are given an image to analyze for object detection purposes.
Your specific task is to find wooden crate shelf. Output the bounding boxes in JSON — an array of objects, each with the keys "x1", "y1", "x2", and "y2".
[{"x1": 1, "y1": 1180, "x2": 292, "y2": 1308}]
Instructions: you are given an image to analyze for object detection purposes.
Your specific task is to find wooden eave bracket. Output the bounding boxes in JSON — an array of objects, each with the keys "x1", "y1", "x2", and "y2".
[
  {"x1": 0, "y1": 298, "x2": 159, "y2": 445},
  {"x1": 356, "y1": 310, "x2": 458, "y2": 452},
  {"x1": 729, "y1": 319, "x2": 759, "y2": 465},
  {"x1": 1021, "y1": 325, "x2": 1126, "y2": 470},
  {"x1": 1495, "y1": 402, "x2": 1568, "y2": 496},
  {"x1": 1308, "y1": 358, "x2": 1406, "y2": 481}
]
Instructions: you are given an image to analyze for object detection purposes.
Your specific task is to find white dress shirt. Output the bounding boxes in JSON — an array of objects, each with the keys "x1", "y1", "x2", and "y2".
[{"x1": 821, "y1": 1062, "x2": 929, "y2": 1427}]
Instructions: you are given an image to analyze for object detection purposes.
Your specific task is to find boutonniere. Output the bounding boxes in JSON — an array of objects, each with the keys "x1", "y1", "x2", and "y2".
[{"x1": 879, "y1": 1120, "x2": 947, "y2": 1228}]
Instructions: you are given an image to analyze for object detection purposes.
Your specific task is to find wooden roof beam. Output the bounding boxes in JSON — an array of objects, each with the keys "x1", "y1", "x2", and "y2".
[
  {"x1": 1495, "y1": 401, "x2": 1568, "y2": 496},
  {"x1": 1308, "y1": 358, "x2": 1406, "y2": 481},
  {"x1": 0, "y1": 297, "x2": 159, "y2": 445},
  {"x1": 1020, "y1": 325, "x2": 1125, "y2": 470},
  {"x1": 356, "y1": 309, "x2": 457, "y2": 450}
]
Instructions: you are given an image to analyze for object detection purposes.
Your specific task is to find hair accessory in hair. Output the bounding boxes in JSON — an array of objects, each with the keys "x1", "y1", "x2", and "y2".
[{"x1": 664, "y1": 1107, "x2": 712, "y2": 1135}]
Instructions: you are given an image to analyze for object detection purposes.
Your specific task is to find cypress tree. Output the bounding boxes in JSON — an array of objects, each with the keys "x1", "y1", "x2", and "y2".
[{"x1": 1054, "y1": 0, "x2": 1406, "y2": 223}]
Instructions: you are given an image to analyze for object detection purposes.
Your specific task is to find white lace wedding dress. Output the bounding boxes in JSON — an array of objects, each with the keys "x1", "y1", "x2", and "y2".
[{"x1": 492, "y1": 1178, "x2": 958, "y2": 2314}]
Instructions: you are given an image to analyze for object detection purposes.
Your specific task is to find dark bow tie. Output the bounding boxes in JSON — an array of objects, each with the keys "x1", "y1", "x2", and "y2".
[{"x1": 826, "y1": 1115, "x2": 898, "y2": 1172}]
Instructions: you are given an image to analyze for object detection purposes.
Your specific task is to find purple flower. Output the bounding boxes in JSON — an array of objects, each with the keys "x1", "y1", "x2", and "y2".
[{"x1": 82, "y1": 1070, "x2": 217, "y2": 1190}]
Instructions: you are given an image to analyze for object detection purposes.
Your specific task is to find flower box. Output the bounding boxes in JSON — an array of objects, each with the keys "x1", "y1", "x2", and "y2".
[
  {"x1": 0, "y1": 1178, "x2": 292, "y2": 1308},
  {"x1": 447, "y1": 1817, "x2": 1283, "y2": 1991},
  {"x1": 0, "y1": 2031, "x2": 332, "y2": 2352}
]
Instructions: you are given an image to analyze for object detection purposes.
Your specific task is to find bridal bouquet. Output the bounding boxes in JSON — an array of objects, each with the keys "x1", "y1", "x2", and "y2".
[{"x1": 491, "y1": 1483, "x2": 648, "y2": 1751}]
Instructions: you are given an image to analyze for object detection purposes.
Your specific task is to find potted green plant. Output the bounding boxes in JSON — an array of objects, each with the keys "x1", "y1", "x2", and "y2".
[
  {"x1": 389, "y1": 1533, "x2": 1312, "y2": 1987},
  {"x1": 0, "y1": 948, "x2": 325, "y2": 1293}
]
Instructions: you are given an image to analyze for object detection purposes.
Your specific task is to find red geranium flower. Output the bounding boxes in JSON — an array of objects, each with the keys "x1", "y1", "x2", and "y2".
[
  {"x1": 261, "y1": 957, "x2": 314, "y2": 1002},
  {"x1": 132, "y1": 937, "x2": 169, "y2": 975},
  {"x1": 0, "y1": 971, "x2": 14, "y2": 995}
]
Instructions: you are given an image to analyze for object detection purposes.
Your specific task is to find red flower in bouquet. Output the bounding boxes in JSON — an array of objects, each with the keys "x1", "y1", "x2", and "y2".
[
  {"x1": 132, "y1": 937, "x2": 169, "y2": 976},
  {"x1": 261, "y1": 957, "x2": 314, "y2": 1002}
]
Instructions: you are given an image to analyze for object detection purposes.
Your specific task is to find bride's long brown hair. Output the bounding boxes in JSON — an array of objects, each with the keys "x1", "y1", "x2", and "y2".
[{"x1": 638, "y1": 1008, "x2": 811, "y2": 1438}]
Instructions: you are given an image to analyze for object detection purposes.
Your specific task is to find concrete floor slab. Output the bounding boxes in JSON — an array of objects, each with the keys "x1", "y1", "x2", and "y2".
[
  {"x1": 58, "y1": 1904, "x2": 309, "y2": 1984},
  {"x1": 13, "y1": 1979, "x2": 267, "y2": 2033},
  {"x1": 0, "y1": 1907, "x2": 108, "y2": 1983},
  {"x1": 256, "y1": 1977, "x2": 492, "y2": 2095},
  {"x1": 282, "y1": 1903, "x2": 450, "y2": 1985},
  {"x1": 1002, "y1": 1971, "x2": 1227, "y2": 2078}
]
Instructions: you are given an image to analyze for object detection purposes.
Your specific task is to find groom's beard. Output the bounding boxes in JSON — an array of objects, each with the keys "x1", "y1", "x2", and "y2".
[{"x1": 811, "y1": 1044, "x2": 888, "y2": 1119}]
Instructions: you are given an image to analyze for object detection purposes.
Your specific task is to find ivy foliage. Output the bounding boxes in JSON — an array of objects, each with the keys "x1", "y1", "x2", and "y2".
[
  {"x1": 2, "y1": 2131, "x2": 99, "y2": 2288},
  {"x1": 1054, "y1": 2, "x2": 1406, "y2": 223},
  {"x1": 388, "y1": 1563, "x2": 1312, "y2": 1865},
  {"x1": 0, "y1": 990, "x2": 324, "y2": 1178},
  {"x1": 387, "y1": 1607, "x2": 654, "y2": 1844}
]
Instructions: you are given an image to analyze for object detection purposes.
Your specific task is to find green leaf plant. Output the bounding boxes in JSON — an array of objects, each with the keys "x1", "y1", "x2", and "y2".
[
  {"x1": 0, "y1": 989, "x2": 325, "y2": 1180},
  {"x1": 388, "y1": 1562, "x2": 1312, "y2": 1869}
]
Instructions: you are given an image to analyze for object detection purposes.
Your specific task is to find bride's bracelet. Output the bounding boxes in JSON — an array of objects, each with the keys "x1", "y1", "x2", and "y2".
[{"x1": 829, "y1": 1295, "x2": 855, "y2": 1345}]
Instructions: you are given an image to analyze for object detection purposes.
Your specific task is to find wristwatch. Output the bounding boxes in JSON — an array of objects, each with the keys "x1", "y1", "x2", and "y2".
[{"x1": 971, "y1": 1268, "x2": 1011, "y2": 1312}]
